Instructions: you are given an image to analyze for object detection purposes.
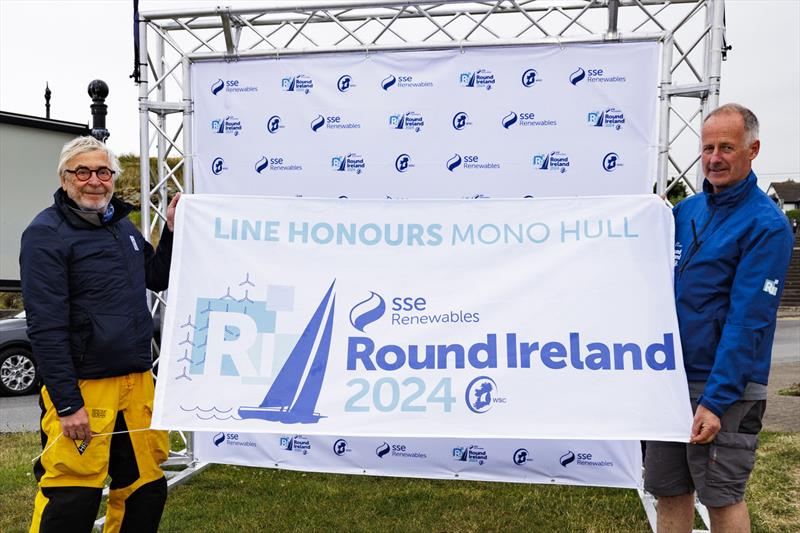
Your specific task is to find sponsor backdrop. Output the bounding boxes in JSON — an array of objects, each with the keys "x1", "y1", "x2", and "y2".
[
  {"x1": 191, "y1": 42, "x2": 659, "y2": 198},
  {"x1": 153, "y1": 195, "x2": 691, "y2": 467},
  {"x1": 195, "y1": 433, "x2": 642, "y2": 489}
]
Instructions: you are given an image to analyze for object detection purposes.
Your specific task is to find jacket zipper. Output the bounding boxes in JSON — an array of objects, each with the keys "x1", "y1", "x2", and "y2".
[{"x1": 678, "y1": 207, "x2": 717, "y2": 277}]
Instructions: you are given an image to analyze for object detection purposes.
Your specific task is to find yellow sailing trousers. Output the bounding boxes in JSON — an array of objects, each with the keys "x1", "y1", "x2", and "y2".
[{"x1": 30, "y1": 371, "x2": 169, "y2": 533}]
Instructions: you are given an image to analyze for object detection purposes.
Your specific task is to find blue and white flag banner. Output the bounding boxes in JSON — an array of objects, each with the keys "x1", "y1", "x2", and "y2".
[
  {"x1": 191, "y1": 42, "x2": 659, "y2": 198},
  {"x1": 153, "y1": 194, "x2": 692, "y2": 443},
  {"x1": 194, "y1": 432, "x2": 642, "y2": 489}
]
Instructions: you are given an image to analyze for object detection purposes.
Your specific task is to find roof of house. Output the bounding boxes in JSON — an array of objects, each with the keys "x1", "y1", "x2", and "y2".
[
  {"x1": 0, "y1": 111, "x2": 88, "y2": 135},
  {"x1": 768, "y1": 180, "x2": 800, "y2": 203}
]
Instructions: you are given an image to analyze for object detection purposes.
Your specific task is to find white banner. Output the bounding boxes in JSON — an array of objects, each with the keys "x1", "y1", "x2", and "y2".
[
  {"x1": 191, "y1": 42, "x2": 659, "y2": 198},
  {"x1": 153, "y1": 194, "x2": 691, "y2": 442},
  {"x1": 194, "y1": 432, "x2": 643, "y2": 489}
]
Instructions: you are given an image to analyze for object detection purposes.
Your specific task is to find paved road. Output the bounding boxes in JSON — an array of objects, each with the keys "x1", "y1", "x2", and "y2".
[{"x1": 2, "y1": 320, "x2": 798, "y2": 433}]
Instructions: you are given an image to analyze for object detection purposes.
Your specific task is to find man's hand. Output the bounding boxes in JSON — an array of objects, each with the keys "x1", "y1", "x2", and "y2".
[
  {"x1": 166, "y1": 192, "x2": 182, "y2": 232},
  {"x1": 690, "y1": 404, "x2": 721, "y2": 444},
  {"x1": 60, "y1": 407, "x2": 92, "y2": 444}
]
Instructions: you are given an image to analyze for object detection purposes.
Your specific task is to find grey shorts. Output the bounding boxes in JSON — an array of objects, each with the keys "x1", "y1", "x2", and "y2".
[{"x1": 643, "y1": 399, "x2": 765, "y2": 508}]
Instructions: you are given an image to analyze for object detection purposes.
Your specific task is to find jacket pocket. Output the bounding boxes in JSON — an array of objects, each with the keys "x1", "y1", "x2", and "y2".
[
  {"x1": 86, "y1": 312, "x2": 135, "y2": 359},
  {"x1": 706, "y1": 431, "x2": 758, "y2": 485}
]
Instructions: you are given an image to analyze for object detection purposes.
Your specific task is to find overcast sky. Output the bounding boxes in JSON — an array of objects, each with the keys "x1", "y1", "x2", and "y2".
[{"x1": 1, "y1": 0, "x2": 798, "y2": 190}]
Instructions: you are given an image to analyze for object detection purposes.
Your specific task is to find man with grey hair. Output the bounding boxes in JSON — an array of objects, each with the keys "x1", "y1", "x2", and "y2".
[
  {"x1": 644, "y1": 104, "x2": 794, "y2": 532},
  {"x1": 20, "y1": 136, "x2": 180, "y2": 532}
]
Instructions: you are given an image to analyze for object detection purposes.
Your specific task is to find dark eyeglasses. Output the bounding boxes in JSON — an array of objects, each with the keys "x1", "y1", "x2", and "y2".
[{"x1": 64, "y1": 167, "x2": 115, "y2": 182}]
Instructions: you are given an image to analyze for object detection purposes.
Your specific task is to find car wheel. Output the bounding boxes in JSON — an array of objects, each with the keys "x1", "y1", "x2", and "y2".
[{"x1": 0, "y1": 346, "x2": 38, "y2": 396}]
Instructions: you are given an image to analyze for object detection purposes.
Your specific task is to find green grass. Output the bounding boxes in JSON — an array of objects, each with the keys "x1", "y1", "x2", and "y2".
[
  {"x1": 2, "y1": 432, "x2": 798, "y2": 532},
  {"x1": 777, "y1": 383, "x2": 800, "y2": 397}
]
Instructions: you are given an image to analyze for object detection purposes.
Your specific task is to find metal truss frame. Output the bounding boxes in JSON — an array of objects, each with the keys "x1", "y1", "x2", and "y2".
[{"x1": 133, "y1": 1, "x2": 727, "y2": 530}]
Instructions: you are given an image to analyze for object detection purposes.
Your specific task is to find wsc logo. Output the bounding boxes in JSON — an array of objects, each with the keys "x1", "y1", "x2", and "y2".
[
  {"x1": 281, "y1": 75, "x2": 314, "y2": 93},
  {"x1": 446, "y1": 154, "x2": 462, "y2": 172},
  {"x1": 349, "y1": 291, "x2": 385, "y2": 332},
  {"x1": 337, "y1": 75, "x2": 353, "y2": 92},
  {"x1": 569, "y1": 68, "x2": 586, "y2": 86},
  {"x1": 521, "y1": 69, "x2": 539, "y2": 87},
  {"x1": 333, "y1": 439, "x2": 349, "y2": 456},
  {"x1": 502, "y1": 111, "x2": 518, "y2": 129},
  {"x1": 267, "y1": 115, "x2": 283, "y2": 134},
  {"x1": 211, "y1": 157, "x2": 227, "y2": 175},
  {"x1": 213, "y1": 432, "x2": 226, "y2": 447},
  {"x1": 452, "y1": 111, "x2": 471, "y2": 131},
  {"x1": 465, "y1": 375, "x2": 501, "y2": 413},
  {"x1": 237, "y1": 281, "x2": 336, "y2": 424},
  {"x1": 603, "y1": 152, "x2": 620, "y2": 172},
  {"x1": 459, "y1": 69, "x2": 496, "y2": 90},
  {"x1": 395, "y1": 153, "x2": 413, "y2": 173},
  {"x1": 513, "y1": 448, "x2": 530, "y2": 465},
  {"x1": 559, "y1": 450, "x2": 576, "y2": 467}
]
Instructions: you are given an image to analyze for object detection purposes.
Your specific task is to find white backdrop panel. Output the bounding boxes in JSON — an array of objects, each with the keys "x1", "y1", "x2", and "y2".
[
  {"x1": 153, "y1": 194, "x2": 691, "y2": 442},
  {"x1": 191, "y1": 42, "x2": 659, "y2": 198}
]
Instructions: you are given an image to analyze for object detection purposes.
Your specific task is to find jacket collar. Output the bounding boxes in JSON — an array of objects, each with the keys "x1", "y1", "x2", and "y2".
[
  {"x1": 702, "y1": 171, "x2": 757, "y2": 208},
  {"x1": 54, "y1": 188, "x2": 133, "y2": 228}
]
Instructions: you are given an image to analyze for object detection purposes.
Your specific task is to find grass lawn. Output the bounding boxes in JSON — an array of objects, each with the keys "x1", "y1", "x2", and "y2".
[{"x1": 1, "y1": 432, "x2": 798, "y2": 532}]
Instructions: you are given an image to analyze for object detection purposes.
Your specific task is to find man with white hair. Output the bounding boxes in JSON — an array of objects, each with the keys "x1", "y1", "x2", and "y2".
[
  {"x1": 20, "y1": 136, "x2": 180, "y2": 532},
  {"x1": 644, "y1": 104, "x2": 794, "y2": 532}
]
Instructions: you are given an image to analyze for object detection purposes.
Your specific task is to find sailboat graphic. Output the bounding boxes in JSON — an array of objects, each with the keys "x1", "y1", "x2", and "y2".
[{"x1": 238, "y1": 280, "x2": 336, "y2": 424}]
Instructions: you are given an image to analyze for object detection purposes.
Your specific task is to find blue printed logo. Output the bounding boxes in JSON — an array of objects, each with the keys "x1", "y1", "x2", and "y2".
[
  {"x1": 349, "y1": 292, "x2": 386, "y2": 332},
  {"x1": 465, "y1": 376, "x2": 503, "y2": 414},
  {"x1": 559, "y1": 450, "x2": 576, "y2": 467},
  {"x1": 521, "y1": 69, "x2": 540, "y2": 87},
  {"x1": 395, "y1": 153, "x2": 413, "y2": 173},
  {"x1": 281, "y1": 75, "x2": 314, "y2": 93},
  {"x1": 513, "y1": 448, "x2": 530, "y2": 465},
  {"x1": 213, "y1": 432, "x2": 226, "y2": 446},
  {"x1": 376, "y1": 442, "x2": 391, "y2": 458},
  {"x1": 570, "y1": 67, "x2": 626, "y2": 85},
  {"x1": 211, "y1": 157, "x2": 226, "y2": 175},
  {"x1": 279, "y1": 435, "x2": 312, "y2": 454},
  {"x1": 460, "y1": 69, "x2": 496, "y2": 90},
  {"x1": 453, "y1": 445, "x2": 488, "y2": 465},
  {"x1": 337, "y1": 75, "x2": 353, "y2": 92},
  {"x1": 446, "y1": 154, "x2": 462, "y2": 172},
  {"x1": 452, "y1": 111, "x2": 471, "y2": 131},
  {"x1": 211, "y1": 116, "x2": 242, "y2": 136},
  {"x1": 388, "y1": 112, "x2": 424, "y2": 132},
  {"x1": 569, "y1": 68, "x2": 586, "y2": 86},
  {"x1": 587, "y1": 108, "x2": 625, "y2": 130},
  {"x1": 603, "y1": 152, "x2": 620, "y2": 172},
  {"x1": 382, "y1": 74, "x2": 433, "y2": 90},
  {"x1": 502, "y1": 112, "x2": 518, "y2": 129},
  {"x1": 211, "y1": 78, "x2": 258, "y2": 94},
  {"x1": 331, "y1": 153, "x2": 366, "y2": 174},
  {"x1": 532, "y1": 151, "x2": 570, "y2": 173},
  {"x1": 267, "y1": 115, "x2": 283, "y2": 134},
  {"x1": 333, "y1": 438, "x2": 349, "y2": 456},
  {"x1": 311, "y1": 114, "x2": 361, "y2": 132},
  {"x1": 381, "y1": 75, "x2": 397, "y2": 91},
  {"x1": 255, "y1": 155, "x2": 303, "y2": 174},
  {"x1": 237, "y1": 281, "x2": 336, "y2": 424}
]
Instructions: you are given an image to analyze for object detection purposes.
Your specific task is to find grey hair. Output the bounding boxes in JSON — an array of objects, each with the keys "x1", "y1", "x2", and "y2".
[
  {"x1": 57, "y1": 136, "x2": 122, "y2": 180},
  {"x1": 705, "y1": 103, "x2": 760, "y2": 146}
]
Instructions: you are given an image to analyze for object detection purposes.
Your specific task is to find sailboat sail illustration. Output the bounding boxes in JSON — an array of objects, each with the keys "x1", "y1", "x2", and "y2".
[{"x1": 238, "y1": 280, "x2": 335, "y2": 424}]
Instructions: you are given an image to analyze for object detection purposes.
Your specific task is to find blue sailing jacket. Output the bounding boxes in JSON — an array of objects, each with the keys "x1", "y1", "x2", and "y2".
[{"x1": 673, "y1": 172, "x2": 794, "y2": 417}]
